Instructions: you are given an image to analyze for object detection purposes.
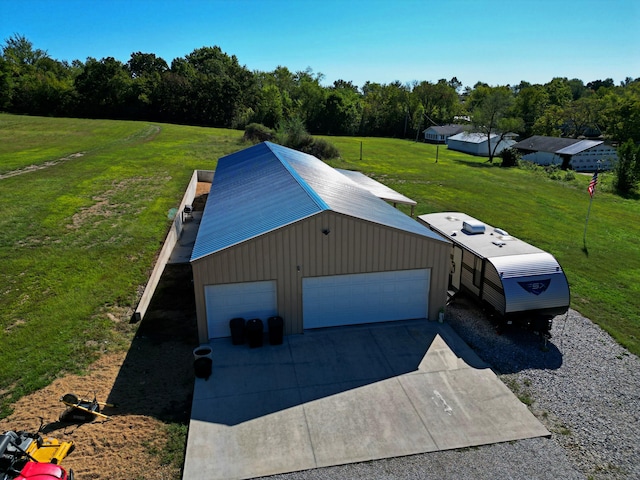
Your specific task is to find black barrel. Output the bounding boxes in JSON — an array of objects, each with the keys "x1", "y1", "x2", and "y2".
[
  {"x1": 268, "y1": 316, "x2": 284, "y2": 345},
  {"x1": 245, "y1": 318, "x2": 264, "y2": 348},
  {"x1": 229, "y1": 317, "x2": 246, "y2": 345},
  {"x1": 193, "y1": 357, "x2": 212, "y2": 379},
  {"x1": 193, "y1": 345, "x2": 213, "y2": 380}
]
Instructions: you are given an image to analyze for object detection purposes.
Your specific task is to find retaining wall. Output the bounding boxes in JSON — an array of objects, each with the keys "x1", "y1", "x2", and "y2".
[{"x1": 132, "y1": 170, "x2": 213, "y2": 322}]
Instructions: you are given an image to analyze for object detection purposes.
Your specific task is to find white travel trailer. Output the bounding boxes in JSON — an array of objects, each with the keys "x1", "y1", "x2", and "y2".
[{"x1": 418, "y1": 212, "x2": 570, "y2": 335}]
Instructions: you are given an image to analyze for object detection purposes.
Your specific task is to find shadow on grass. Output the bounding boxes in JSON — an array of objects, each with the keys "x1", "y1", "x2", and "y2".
[
  {"x1": 451, "y1": 158, "x2": 502, "y2": 169},
  {"x1": 105, "y1": 264, "x2": 198, "y2": 423}
]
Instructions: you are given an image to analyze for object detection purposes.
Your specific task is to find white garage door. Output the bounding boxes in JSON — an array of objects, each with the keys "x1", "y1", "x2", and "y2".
[
  {"x1": 303, "y1": 269, "x2": 430, "y2": 329},
  {"x1": 205, "y1": 280, "x2": 277, "y2": 339}
]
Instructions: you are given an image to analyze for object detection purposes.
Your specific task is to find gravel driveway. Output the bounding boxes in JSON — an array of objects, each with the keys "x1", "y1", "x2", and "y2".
[{"x1": 265, "y1": 296, "x2": 639, "y2": 480}]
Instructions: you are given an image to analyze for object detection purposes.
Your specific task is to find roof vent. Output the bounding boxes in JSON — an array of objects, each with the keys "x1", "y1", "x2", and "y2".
[
  {"x1": 493, "y1": 227, "x2": 513, "y2": 240},
  {"x1": 462, "y1": 220, "x2": 485, "y2": 234}
]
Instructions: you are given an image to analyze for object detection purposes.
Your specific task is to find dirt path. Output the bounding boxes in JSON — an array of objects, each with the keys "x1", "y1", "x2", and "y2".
[{"x1": 0, "y1": 153, "x2": 85, "y2": 180}]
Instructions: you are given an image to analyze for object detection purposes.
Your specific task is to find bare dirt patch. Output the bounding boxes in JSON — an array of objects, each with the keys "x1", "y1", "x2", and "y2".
[
  {"x1": 0, "y1": 264, "x2": 198, "y2": 480},
  {"x1": 66, "y1": 177, "x2": 162, "y2": 230},
  {"x1": 195, "y1": 182, "x2": 211, "y2": 197},
  {"x1": 0, "y1": 153, "x2": 85, "y2": 180}
]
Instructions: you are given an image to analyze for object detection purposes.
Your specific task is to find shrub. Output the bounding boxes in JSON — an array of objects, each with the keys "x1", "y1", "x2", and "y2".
[
  {"x1": 545, "y1": 164, "x2": 563, "y2": 180},
  {"x1": 300, "y1": 137, "x2": 341, "y2": 160},
  {"x1": 243, "y1": 123, "x2": 274, "y2": 143},
  {"x1": 274, "y1": 116, "x2": 341, "y2": 160},
  {"x1": 500, "y1": 148, "x2": 520, "y2": 168},
  {"x1": 518, "y1": 160, "x2": 542, "y2": 172},
  {"x1": 275, "y1": 116, "x2": 308, "y2": 148}
]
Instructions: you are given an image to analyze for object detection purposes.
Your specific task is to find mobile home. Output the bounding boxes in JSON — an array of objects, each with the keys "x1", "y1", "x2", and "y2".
[{"x1": 418, "y1": 212, "x2": 570, "y2": 335}]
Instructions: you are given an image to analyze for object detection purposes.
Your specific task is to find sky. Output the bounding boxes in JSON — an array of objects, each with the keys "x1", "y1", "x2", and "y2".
[{"x1": 2, "y1": 0, "x2": 639, "y2": 89}]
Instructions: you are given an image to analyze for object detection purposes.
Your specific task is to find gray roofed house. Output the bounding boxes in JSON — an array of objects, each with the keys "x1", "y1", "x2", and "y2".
[
  {"x1": 446, "y1": 131, "x2": 516, "y2": 156},
  {"x1": 513, "y1": 135, "x2": 617, "y2": 172},
  {"x1": 190, "y1": 142, "x2": 451, "y2": 341},
  {"x1": 423, "y1": 124, "x2": 466, "y2": 143}
]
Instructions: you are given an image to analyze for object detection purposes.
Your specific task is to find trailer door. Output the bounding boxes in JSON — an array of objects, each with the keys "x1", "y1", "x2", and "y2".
[{"x1": 451, "y1": 246, "x2": 463, "y2": 291}]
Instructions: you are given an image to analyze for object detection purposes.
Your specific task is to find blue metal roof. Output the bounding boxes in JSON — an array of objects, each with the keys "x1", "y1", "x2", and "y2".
[{"x1": 191, "y1": 142, "x2": 445, "y2": 261}]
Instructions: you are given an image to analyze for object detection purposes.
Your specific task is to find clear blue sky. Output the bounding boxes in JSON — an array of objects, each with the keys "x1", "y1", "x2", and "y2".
[{"x1": 2, "y1": 0, "x2": 639, "y2": 89}]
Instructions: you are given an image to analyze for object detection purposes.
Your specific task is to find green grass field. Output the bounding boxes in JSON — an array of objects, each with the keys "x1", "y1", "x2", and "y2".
[{"x1": 1, "y1": 114, "x2": 638, "y2": 420}]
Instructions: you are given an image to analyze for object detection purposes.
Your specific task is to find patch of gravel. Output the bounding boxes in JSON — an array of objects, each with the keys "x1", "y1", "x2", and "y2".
[{"x1": 266, "y1": 297, "x2": 639, "y2": 479}]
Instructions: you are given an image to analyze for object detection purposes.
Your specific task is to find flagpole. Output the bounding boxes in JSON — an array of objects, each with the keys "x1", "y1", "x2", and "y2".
[
  {"x1": 583, "y1": 166, "x2": 600, "y2": 249},
  {"x1": 583, "y1": 192, "x2": 594, "y2": 248}
]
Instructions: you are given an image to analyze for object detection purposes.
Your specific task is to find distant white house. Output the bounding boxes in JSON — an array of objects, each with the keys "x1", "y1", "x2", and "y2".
[
  {"x1": 446, "y1": 132, "x2": 516, "y2": 157},
  {"x1": 423, "y1": 124, "x2": 466, "y2": 144},
  {"x1": 512, "y1": 135, "x2": 617, "y2": 172}
]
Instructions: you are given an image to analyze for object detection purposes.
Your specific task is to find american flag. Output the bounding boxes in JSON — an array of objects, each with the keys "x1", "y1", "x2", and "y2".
[{"x1": 588, "y1": 172, "x2": 598, "y2": 197}]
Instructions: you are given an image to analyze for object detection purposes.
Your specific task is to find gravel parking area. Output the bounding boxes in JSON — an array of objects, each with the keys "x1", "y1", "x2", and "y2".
[{"x1": 265, "y1": 296, "x2": 639, "y2": 480}]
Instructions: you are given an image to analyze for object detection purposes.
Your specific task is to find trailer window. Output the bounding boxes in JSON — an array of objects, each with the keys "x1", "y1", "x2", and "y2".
[{"x1": 473, "y1": 257, "x2": 482, "y2": 288}]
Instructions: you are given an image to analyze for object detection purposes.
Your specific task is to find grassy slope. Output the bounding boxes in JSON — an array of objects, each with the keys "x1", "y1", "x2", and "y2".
[
  {"x1": 0, "y1": 114, "x2": 243, "y2": 417},
  {"x1": 0, "y1": 115, "x2": 638, "y2": 418}
]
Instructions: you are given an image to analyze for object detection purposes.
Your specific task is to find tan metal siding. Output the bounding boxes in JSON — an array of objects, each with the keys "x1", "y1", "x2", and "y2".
[{"x1": 192, "y1": 211, "x2": 450, "y2": 341}]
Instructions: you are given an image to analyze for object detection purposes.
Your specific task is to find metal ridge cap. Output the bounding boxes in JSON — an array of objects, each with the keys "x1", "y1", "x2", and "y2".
[{"x1": 265, "y1": 142, "x2": 331, "y2": 212}]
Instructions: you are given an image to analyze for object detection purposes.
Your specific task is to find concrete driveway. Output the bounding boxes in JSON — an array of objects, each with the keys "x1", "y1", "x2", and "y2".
[{"x1": 183, "y1": 320, "x2": 549, "y2": 480}]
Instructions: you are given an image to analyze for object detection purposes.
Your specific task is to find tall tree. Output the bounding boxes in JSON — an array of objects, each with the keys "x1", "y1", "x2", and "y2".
[
  {"x1": 360, "y1": 81, "x2": 410, "y2": 137},
  {"x1": 544, "y1": 77, "x2": 573, "y2": 107},
  {"x1": 292, "y1": 68, "x2": 326, "y2": 133},
  {"x1": 614, "y1": 139, "x2": 640, "y2": 195},
  {"x1": 567, "y1": 78, "x2": 587, "y2": 100},
  {"x1": 0, "y1": 55, "x2": 12, "y2": 109},
  {"x1": 179, "y1": 46, "x2": 258, "y2": 127},
  {"x1": 587, "y1": 78, "x2": 615, "y2": 92},
  {"x1": 469, "y1": 85, "x2": 522, "y2": 163},
  {"x1": 254, "y1": 83, "x2": 285, "y2": 128},
  {"x1": 561, "y1": 95, "x2": 602, "y2": 138},
  {"x1": 600, "y1": 81, "x2": 640, "y2": 143},
  {"x1": 513, "y1": 84, "x2": 549, "y2": 137},
  {"x1": 2, "y1": 35, "x2": 76, "y2": 115},
  {"x1": 126, "y1": 52, "x2": 168, "y2": 119},
  {"x1": 412, "y1": 79, "x2": 459, "y2": 127},
  {"x1": 318, "y1": 80, "x2": 362, "y2": 135},
  {"x1": 2, "y1": 34, "x2": 48, "y2": 67},
  {"x1": 74, "y1": 57, "x2": 132, "y2": 118}
]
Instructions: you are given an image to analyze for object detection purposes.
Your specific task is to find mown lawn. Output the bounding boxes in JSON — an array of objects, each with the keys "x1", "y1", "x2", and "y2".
[
  {"x1": 0, "y1": 114, "x2": 244, "y2": 417},
  {"x1": 0, "y1": 115, "x2": 638, "y2": 419}
]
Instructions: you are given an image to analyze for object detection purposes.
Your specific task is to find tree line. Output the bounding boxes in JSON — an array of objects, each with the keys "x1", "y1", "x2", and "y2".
[{"x1": 1, "y1": 34, "x2": 639, "y2": 146}]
